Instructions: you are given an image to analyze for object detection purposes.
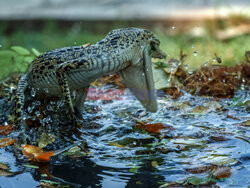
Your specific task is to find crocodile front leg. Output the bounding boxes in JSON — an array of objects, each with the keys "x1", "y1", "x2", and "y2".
[
  {"x1": 74, "y1": 87, "x2": 88, "y2": 119},
  {"x1": 15, "y1": 74, "x2": 28, "y2": 127},
  {"x1": 55, "y1": 70, "x2": 76, "y2": 122}
]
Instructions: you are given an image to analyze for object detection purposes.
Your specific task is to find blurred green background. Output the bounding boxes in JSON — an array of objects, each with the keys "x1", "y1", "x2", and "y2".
[{"x1": 0, "y1": 17, "x2": 250, "y2": 80}]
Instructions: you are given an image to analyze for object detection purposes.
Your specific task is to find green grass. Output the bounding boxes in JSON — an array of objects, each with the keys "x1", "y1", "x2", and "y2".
[{"x1": 0, "y1": 22, "x2": 249, "y2": 80}]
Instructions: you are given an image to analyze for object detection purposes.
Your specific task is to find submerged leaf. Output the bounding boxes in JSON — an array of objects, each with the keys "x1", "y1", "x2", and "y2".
[
  {"x1": 213, "y1": 167, "x2": 231, "y2": 179},
  {"x1": 38, "y1": 133, "x2": 56, "y2": 148},
  {"x1": 129, "y1": 166, "x2": 141, "y2": 173},
  {"x1": 185, "y1": 165, "x2": 215, "y2": 174},
  {"x1": 186, "y1": 176, "x2": 209, "y2": 185},
  {"x1": 137, "y1": 123, "x2": 168, "y2": 134}
]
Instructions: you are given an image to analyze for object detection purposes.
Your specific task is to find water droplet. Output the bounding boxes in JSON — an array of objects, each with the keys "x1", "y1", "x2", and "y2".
[
  {"x1": 213, "y1": 58, "x2": 216, "y2": 62},
  {"x1": 31, "y1": 88, "x2": 36, "y2": 97},
  {"x1": 188, "y1": 70, "x2": 193, "y2": 74},
  {"x1": 35, "y1": 111, "x2": 40, "y2": 116},
  {"x1": 203, "y1": 62, "x2": 208, "y2": 67},
  {"x1": 184, "y1": 64, "x2": 189, "y2": 70},
  {"x1": 10, "y1": 86, "x2": 15, "y2": 93},
  {"x1": 242, "y1": 78, "x2": 245, "y2": 83},
  {"x1": 193, "y1": 51, "x2": 198, "y2": 56},
  {"x1": 35, "y1": 101, "x2": 41, "y2": 106},
  {"x1": 171, "y1": 26, "x2": 176, "y2": 30},
  {"x1": 47, "y1": 105, "x2": 52, "y2": 111},
  {"x1": 170, "y1": 67, "x2": 176, "y2": 74},
  {"x1": 27, "y1": 106, "x2": 33, "y2": 113},
  {"x1": 223, "y1": 79, "x2": 226, "y2": 83},
  {"x1": 240, "y1": 84, "x2": 245, "y2": 90}
]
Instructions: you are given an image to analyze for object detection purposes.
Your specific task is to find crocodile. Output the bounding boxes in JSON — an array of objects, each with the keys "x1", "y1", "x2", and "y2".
[{"x1": 15, "y1": 27, "x2": 166, "y2": 126}]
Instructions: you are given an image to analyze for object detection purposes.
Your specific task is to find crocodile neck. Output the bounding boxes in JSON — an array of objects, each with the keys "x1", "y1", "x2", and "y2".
[{"x1": 91, "y1": 47, "x2": 137, "y2": 78}]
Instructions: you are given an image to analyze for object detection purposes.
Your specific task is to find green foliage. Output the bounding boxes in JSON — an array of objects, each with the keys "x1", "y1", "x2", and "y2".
[{"x1": 0, "y1": 46, "x2": 40, "y2": 80}]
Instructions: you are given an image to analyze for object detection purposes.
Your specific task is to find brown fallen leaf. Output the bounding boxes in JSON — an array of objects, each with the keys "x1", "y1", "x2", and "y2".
[
  {"x1": 240, "y1": 120, "x2": 250, "y2": 127},
  {"x1": 185, "y1": 165, "x2": 215, "y2": 174},
  {"x1": 213, "y1": 167, "x2": 231, "y2": 179},
  {"x1": 22, "y1": 144, "x2": 55, "y2": 163},
  {"x1": 0, "y1": 138, "x2": 16, "y2": 147},
  {"x1": 209, "y1": 135, "x2": 228, "y2": 142},
  {"x1": 0, "y1": 124, "x2": 13, "y2": 135},
  {"x1": 191, "y1": 106, "x2": 209, "y2": 114},
  {"x1": 137, "y1": 123, "x2": 168, "y2": 134}
]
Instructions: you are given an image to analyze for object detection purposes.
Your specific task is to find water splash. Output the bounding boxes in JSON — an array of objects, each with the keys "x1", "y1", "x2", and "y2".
[
  {"x1": 31, "y1": 88, "x2": 36, "y2": 97},
  {"x1": 193, "y1": 51, "x2": 198, "y2": 56}
]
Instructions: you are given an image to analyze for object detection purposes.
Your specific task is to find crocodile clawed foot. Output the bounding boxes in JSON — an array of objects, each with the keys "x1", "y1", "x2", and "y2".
[{"x1": 70, "y1": 114, "x2": 82, "y2": 128}]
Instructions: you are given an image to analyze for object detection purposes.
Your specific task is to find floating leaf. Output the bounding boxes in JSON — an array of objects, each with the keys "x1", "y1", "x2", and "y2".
[
  {"x1": 22, "y1": 144, "x2": 55, "y2": 163},
  {"x1": 0, "y1": 124, "x2": 13, "y2": 135},
  {"x1": 0, "y1": 138, "x2": 16, "y2": 147},
  {"x1": 213, "y1": 167, "x2": 231, "y2": 179},
  {"x1": 11, "y1": 46, "x2": 30, "y2": 55},
  {"x1": 137, "y1": 123, "x2": 168, "y2": 134}
]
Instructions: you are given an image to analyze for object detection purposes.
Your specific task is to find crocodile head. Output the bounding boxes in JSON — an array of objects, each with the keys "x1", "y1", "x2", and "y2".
[{"x1": 120, "y1": 29, "x2": 166, "y2": 113}]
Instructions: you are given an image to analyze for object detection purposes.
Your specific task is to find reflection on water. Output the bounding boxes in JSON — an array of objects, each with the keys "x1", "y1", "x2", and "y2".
[{"x1": 0, "y1": 87, "x2": 249, "y2": 188}]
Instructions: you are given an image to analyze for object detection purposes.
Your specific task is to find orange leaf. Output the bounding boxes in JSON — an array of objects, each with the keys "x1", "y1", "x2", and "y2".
[
  {"x1": 35, "y1": 151, "x2": 55, "y2": 162},
  {"x1": 0, "y1": 125, "x2": 13, "y2": 135},
  {"x1": 0, "y1": 138, "x2": 16, "y2": 147},
  {"x1": 21, "y1": 144, "x2": 55, "y2": 163},
  {"x1": 213, "y1": 167, "x2": 231, "y2": 179},
  {"x1": 137, "y1": 123, "x2": 167, "y2": 134}
]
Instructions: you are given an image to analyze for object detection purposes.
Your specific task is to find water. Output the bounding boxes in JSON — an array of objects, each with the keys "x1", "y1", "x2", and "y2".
[{"x1": 0, "y1": 86, "x2": 249, "y2": 188}]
